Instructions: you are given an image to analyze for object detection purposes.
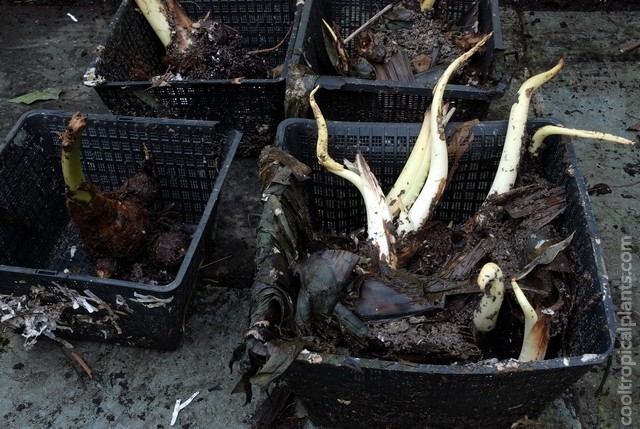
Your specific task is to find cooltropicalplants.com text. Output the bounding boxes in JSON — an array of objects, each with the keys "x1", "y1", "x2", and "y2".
[{"x1": 618, "y1": 235, "x2": 635, "y2": 426}]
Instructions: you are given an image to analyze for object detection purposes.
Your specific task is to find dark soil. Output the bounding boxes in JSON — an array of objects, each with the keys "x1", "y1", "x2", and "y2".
[
  {"x1": 299, "y1": 149, "x2": 577, "y2": 365},
  {"x1": 137, "y1": 16, "x2": 272, "y2": 81},
  {"x1": 335, "y1": 3, "x2": 492, "y2": 86}
]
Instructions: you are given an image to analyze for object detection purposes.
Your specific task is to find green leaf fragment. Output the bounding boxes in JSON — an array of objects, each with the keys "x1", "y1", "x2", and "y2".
[{"x1": 8, "y1": 87, "x2": 62, "y2": 105}]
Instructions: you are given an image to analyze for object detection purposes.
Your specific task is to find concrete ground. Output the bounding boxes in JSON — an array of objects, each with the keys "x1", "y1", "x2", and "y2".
[{"x1": 0, "y1": 1, "x2": 638, "y2": 428}]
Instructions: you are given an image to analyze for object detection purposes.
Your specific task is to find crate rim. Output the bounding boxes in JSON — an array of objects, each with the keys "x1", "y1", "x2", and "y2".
[
  {"x1": 314, "y1": 75, "x2": 509, "y2": 99},
  {"x1": 83, "y1": 0, "x2": 303, "y2": 88},
  {"x1": 293, "y1": 348, "x2": 611, "y2": 374},
  {"x1": 1, "y1": 109, "x2": 242, "y2": 294},
  {"x1": 274, "y1": 116, "x2": 617, "y2": 371}
]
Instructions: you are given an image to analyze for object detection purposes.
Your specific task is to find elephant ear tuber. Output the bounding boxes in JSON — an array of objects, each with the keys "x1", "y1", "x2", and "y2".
[{"x1": 60, "y1": 112, "x2": 156, "y2": 276}]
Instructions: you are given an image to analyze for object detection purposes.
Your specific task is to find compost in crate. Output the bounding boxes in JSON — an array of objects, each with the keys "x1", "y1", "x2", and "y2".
[
  {"x1": 131, "y1": 0, "x2": 274, "y2": 81},
  {"x1": 237, "y1": 119, "x2": 618, "y2": 427},
  {"x1": 322, "y1": 1, "x2": 491, "y2": 86},
  {"x1": 233, "y1": 52, "x2": 627, "y2": 426},
  {"x1": 288, "y1": 0, "x2": 505, "y2": 124},
  {"x1": 84, "y1": 0, "x2": 300, "y2": 155}
]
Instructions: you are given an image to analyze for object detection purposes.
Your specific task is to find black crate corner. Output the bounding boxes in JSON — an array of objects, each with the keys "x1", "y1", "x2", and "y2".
[{"x1": 0, "y1": 110, "x2": 241, "y2": 350}]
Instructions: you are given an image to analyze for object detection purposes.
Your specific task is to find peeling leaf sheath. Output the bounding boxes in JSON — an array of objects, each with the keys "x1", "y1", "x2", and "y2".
[
  {"x1": 511, "y1": 278, "x2": 540, "y2": 361},
  {"x1": 354, "y1": 153, "x2": 396, "y2": 268},
  {"x1": 519, "y1": 313, "x2": 551, "y2": 362},
  {"x1": 528, "y1": 125, "x2": 635, "y2": 154},
  {"x1": 310, "y1": 86, "x2": 395, "y2": 266},
  {"x1": 403, "y1": 32, "x2": 493, "y2": 234},
  {"x1": 487, "y1": 59, "x2": 565, "y2": 198}
]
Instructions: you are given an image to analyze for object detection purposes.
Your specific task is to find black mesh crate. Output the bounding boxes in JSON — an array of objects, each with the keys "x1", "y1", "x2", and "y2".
[
  {"x1": 84, "y1": 0, "x2": 302, "y2": 155},
  {"x1": 290, "y1": 0, "x2": 506, "y2": 123},
  {"x1": 0, "y1": 110, "x2": 241, "y2": 350},
  {"x1": 264, "y1": 118, "x2": 616, "y2": 428}
]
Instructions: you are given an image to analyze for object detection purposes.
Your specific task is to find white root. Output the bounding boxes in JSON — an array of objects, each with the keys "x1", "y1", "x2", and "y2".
[
  {"x1": 528, "y1": 125, "x2": 635, "y2": 154},
  {"x1": 486, "y1": 59, "x2": 565, "y2": 198},
  {"x1": 473, "y1": 263, "x2": 505, "y2": 333}
]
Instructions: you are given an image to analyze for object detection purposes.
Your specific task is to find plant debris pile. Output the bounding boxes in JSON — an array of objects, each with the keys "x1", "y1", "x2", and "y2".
[
  {"x1": 230, "y1": 143, "x2": 574, "y2": 402},
  {"x1": 133, "y1": 0, "x2": 272, "y2": 81},
  {"x1": 342, "y1": 159, "x2": 575, "y2": 364},
  {"x1": 325, "y1": 2, "x2": 490, "y2": 86},
  {"x1": 164, "y1": 21, "x2": 269, "y2": 80},
  {"x1": 250, "y1": 144, "x2": 576, "y2": 367},
  {"x1": 60, "y1": 113, "x2": 192, "y2": 284}
]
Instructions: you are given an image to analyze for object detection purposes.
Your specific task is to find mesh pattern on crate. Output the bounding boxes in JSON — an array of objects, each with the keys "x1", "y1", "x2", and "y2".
[
  {"x1": 276, "y1": 118, "x2": 615, "y2": 427},
  {"x1": 283, "y1": 120, "x2": 504, "y2": 233},
  {"x1": 96, "y1": 0, "x2": 295, "y2": 81},
  {"x1": 313, "y1": 85, "x2": 491, "y2": 123},
  {"x1": 0, "y1": 113, "x2": 223, "y2": 274},
  {"x1": 182, "y1": 0, "x2": 292, "y2": 51}
]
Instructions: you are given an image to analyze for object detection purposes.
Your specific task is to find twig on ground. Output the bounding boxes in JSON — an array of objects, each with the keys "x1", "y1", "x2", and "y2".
[
  {"x1": 170, "y1": 391, "x2": 200, "y2": 426},
  {"x1": 619, "y1": 39, "x2": 640, "y2": 54}
]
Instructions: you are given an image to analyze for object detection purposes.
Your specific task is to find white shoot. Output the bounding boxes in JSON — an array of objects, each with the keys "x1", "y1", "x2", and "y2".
[
  {"x1": 528, "y1": 125, "x2": 635, "y2": 154},
  {"x1": 401, "y1": 32, "x2": 493, "y2": 235},
  {"x1": 310, "y1": 86, "x2": 396, "y2": 267},
  {"x1": 387, "y1": 109, "x2": 432, "y2": 217},
  {"x1": 473, "y1": 262, "x2": 505, "y2": 333},
  {"x1": 486, "y1": 59, "x2": 565, "y2": 198}
]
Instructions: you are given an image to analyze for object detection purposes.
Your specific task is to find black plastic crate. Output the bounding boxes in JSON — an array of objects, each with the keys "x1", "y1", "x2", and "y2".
[
  {"x1": 0, "y1": 110, "x2": 241, "y2": 350},
  {"x1": 268, "y1": 118, "x2": 616, "y2": 428},
  {"x1": 84, "y1": 0, "x2": 301, "y2": 155},
  {"x1": 291, "y1": 0, "x2": 506, "y2": 122}
]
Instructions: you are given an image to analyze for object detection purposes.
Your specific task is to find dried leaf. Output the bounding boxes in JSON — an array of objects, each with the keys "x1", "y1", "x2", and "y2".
[
  {"x1": 355, "y1": 277, "x2": 440, "y2": 320},
  {"x1": 322, "y1": 20, "x2": 350, "y2": 75},
  {"x1": 70, "y1": 351, "x2": 94, "y2": 378},
  {"x1": 250, "y1": 338, "x2": 306, "y2": 391},
  {"x1": 515, "y1": 232, "x2": 575, "y2": 280}
]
